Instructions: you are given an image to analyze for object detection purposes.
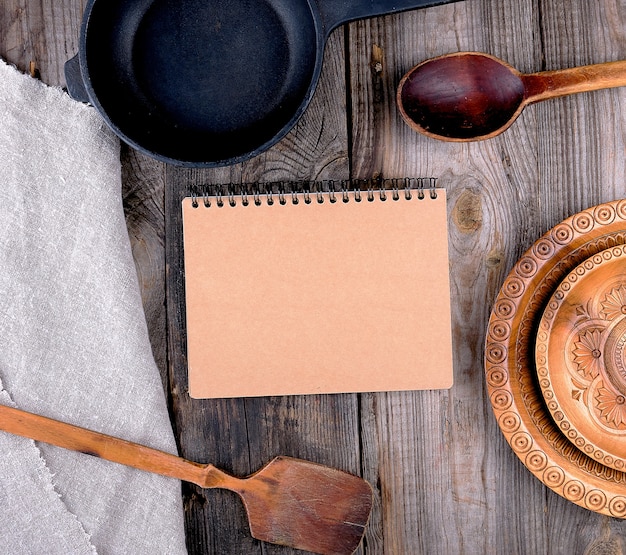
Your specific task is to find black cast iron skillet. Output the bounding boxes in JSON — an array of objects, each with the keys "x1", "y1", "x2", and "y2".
[{"x1": 66, "y1": 0, "x2": 455, "y2": 167}]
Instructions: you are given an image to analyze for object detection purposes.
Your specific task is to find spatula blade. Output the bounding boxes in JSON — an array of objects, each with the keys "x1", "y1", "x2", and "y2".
[{"x1": 236, "y1": 457, "x2": 373, "y2": 555}]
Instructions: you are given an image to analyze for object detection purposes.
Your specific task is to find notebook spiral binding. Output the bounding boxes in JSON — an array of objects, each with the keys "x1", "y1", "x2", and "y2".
[{"x1": 190, "y1": 177, "x2": 439, "y2": 208}]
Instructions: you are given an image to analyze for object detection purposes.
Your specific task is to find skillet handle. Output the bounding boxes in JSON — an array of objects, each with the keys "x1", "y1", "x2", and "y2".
[
  {"x1": 64, "y1": 54, "x2": 90, "y2": 104},
  {"x1": 317, "y1": 0, "x2": 457, "y2": 34}
]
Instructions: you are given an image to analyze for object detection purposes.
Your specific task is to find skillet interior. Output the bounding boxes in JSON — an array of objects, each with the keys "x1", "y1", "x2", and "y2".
[{"x1": 83, "y1": 0, "x2": 320, "y2": 165}]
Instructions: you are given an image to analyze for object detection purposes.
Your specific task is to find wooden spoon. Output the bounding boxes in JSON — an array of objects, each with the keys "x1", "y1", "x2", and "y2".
[
  {"x1": 0, "y1": 403, "x2": 372, "y2": 555},
  {"x1": 397, "y1": 51, "x2": 626, "y2": 141}
]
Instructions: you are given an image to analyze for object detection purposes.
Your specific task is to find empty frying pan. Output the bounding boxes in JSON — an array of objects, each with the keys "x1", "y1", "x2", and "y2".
[{"x1": 65, "y1": 0, "x2": 456, "y2": 167}]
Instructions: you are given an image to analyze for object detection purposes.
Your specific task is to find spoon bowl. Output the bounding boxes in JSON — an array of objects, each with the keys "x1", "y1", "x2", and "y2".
[{"x1": 397, "y1": 51, "x2": 626, "y2": 141}]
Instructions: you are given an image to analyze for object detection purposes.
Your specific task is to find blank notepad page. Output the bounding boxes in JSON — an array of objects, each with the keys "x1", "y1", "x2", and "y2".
[{"x1": 182, "y1": 187, "x2": 453, "y2": 398}]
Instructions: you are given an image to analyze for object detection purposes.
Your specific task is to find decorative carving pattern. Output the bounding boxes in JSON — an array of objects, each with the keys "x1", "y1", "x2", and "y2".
[
  {"x1": 595, "y1": 386, "x2": 626, "y2": 429},
  {"x1": 610, "y1": 496, "x2": 626, "y2": 517},
  {"x1": 485, "y1": 200, "x2": 626, "y2": 517},
  {"x1": 535, "y1": 244, "x2": 626, "y2": 470},
  {"x1": 600, "y1": 285, "x2": 626, "y2": 320},
  {"x1": 572, "y1": 328, "x2": 603, "y2": 380},
  {"x1": 516, "y1": 231, "x2": 626, "y2": 482}
]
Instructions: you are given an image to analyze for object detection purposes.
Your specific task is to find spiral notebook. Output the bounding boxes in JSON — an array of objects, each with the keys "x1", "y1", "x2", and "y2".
[{"x1": 182, "y1": 179, "x2": 453, "y2": 398}]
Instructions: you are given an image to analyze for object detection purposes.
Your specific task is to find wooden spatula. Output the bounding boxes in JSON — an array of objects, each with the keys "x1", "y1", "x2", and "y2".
[{"x1": 0, "y1": 403, "x2": 372, "y2": 555}]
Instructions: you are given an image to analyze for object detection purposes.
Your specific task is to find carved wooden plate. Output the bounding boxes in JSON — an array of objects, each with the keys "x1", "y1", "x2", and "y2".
[
  {"x1": 536, "y1": 244, "x2": 626, "y2": 472},
  {"x1": 485, "y1": 199, "x2": 626, "y2": 517}
]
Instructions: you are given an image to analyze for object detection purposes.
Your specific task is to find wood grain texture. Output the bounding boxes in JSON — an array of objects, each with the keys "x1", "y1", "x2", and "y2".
[
  {"x1": 120, "y1": 146, "x2": 168, "y2": 388},
  {"x1": 3, "y1": 0, "x2": 626, "y2": 553},
  {"x1": 0, "y1": 0, "x2": 84, "y2": 85}
]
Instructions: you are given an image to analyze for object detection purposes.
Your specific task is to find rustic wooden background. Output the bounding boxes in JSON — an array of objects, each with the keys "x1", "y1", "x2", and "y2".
[{"x1": 3, "y1": 0, "x2": 626, "y2": 553}]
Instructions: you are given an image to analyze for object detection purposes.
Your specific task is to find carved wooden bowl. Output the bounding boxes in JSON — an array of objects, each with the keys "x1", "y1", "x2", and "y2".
[
  {"x1": 485, "y1": 199, "x2": 626, "y2": 516},
  {"x1": 536, "y1": 244, "x2": 626, "y2": 472}
]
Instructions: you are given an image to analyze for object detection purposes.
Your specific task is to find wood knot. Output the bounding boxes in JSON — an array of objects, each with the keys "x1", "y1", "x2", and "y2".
[
  {"x1": 486, "y1": 249, "x2": 505, "y2": 268},
  {"x1": 371, "y1": 44, "x2": 384, "y2": 75},
  {"x1": 584, "y1": 536, "x2": 622, "y2": 555},
  {"x1": 452, "y1": 189, "x2": 483, "y2": 233}
]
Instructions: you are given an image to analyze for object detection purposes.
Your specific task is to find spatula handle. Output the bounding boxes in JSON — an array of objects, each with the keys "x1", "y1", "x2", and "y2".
[{"x1": 0, "y1": 403, "x2": 212, "y2": 485}]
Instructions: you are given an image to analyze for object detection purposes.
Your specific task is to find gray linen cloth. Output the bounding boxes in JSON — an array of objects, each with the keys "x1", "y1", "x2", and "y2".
[{"x1": 0, "y1": 59, "x2": 188, "y2": 554}]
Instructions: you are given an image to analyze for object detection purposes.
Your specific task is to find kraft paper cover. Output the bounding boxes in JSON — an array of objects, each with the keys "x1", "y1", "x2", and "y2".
[{"x1": 182, "y1": 188, "x2": 453, "y2": 398}]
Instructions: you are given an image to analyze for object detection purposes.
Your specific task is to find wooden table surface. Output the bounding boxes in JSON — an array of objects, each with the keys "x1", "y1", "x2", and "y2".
[{"x1": 3, "y1": 0, "x2": 626, "y2": 553}]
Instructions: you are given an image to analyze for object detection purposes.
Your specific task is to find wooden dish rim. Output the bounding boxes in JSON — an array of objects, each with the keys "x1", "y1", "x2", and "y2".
[{"x1": 485, "y1": 198, "x2": 626, "y2": 517}]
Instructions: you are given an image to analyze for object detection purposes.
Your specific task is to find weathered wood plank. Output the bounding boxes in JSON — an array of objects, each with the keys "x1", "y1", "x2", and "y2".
[
  {"x1": 0, "y1": 0, "x2": 84, "y2": 85},
  {"x1": 535, "y1": 0, "x2": 626, "y2": 230},
  {"x1": 120, "y1": 146, "x2": 168, "y2": 388},
  {"x1": 348, "y1": 0, "x2": 545, "y2": 551},
  {"x1": 163, "y1": 27, "x2": 362, "y2": 555},
  {"x1": 534, "y1": 2, "x2": 626, "y2": 553},
  {"x1": 349, "y1": 0, "x2": 626, "y2": 553}
]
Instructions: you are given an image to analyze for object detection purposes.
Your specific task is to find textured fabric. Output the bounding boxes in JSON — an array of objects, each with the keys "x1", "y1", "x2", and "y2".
[{"x1": 0, "y1": 59, "x2": 187, "y2": 554}]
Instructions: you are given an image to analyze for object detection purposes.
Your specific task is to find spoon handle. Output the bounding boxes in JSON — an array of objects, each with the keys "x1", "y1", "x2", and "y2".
[{"x1": 523, "y1": 60, "x2": 626, "y2": 103}]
